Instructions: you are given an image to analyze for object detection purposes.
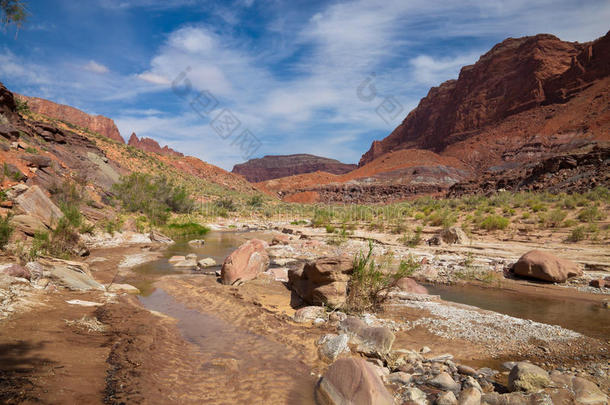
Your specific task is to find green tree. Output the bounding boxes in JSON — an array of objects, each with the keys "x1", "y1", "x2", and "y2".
[{"x1": 1, "y1": 0, "x2": 27, "y2": 29}]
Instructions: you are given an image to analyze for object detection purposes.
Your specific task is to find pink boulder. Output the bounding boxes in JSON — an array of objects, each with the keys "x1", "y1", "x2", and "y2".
[
  {"x1": 513, "y1": 250, "x2": 582, "y2": 283},
  {"x1": 221, "y1": 239, "x2": 269, "y2": 285}
]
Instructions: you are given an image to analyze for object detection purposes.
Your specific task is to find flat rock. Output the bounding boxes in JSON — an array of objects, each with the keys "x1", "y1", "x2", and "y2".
[
  {"x1": 9, "y1": 214, "x2": 48, "y2": 236},
  {"x1": 294, "y1": 306, "x2": 326, "y2": 323},
  {"x1": 14, "y1": 185, "x2": 63, "y2": 227},
  {"x1": 107, "y1": 283, "x2": 140, "y2": 294},
  {"x1": 38, "y1": 257, "x2": 104, "y2": 291}
]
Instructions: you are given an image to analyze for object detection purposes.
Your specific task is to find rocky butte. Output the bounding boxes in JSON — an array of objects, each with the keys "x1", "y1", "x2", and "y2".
[
  {"x1": 232, "y1": 154, "x2": 357, "y2": 183},
  {"x1": 16, "y1": 94, "x2": 125, "y2": 144},
  {"x1": 128, "y1": 133, "x2": 184, "y2": 158}
]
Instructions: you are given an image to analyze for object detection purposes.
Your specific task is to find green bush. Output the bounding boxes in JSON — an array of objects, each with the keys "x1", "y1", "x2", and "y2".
[
  {"x1": 0, "y1": 213, "x2": 14, "y2": 249},
  {"x1": 112, "y1": 173, "x2": 194, "y2": 225},
  {"x1": 478, "y1": 215, "x2": 510, "y2": 231},
  {"x1": 347, "y1": 242, "x2": 419, "y2": 313},
  {"x1": 577, "y1": 205, "x2": 605, "y2": 223},
  {"x1": 567, "y1": 226, "x2": 586, "y2": 242}
]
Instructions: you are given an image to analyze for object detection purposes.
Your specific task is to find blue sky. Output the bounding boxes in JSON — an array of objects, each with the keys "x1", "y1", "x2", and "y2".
[{"x1": 1, "y1": 0, "x2": 609, "y2": 170}]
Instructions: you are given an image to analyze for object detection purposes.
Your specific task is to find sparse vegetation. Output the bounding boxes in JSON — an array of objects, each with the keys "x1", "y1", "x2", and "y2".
[
  {"x1": 246, "y1": 195, "x2": 264, "y2": 208},
  {"x1": 0, "y1": 213, "x2": 14, "y2": 249},
  {"x1": 478, "y1": 214, "x2": 510, "y2": 231},
  {"x1": 347, "y1": 242, "x2": 420, "y2": 313}
]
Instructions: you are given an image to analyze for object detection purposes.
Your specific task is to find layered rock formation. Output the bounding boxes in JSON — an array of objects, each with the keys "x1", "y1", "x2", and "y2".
[
  {"x1": 232, "y1": 154, "x2": 356, "y2": 183},
  {"x1": 359, "y1": 33, "x2": 598, "y2": 165},
  {"x1": 16, "y1": 95, "x2": 124, "y2": 143},
  {"x1": 127, "y1": 133, "x2": 184, "y2": 158}
]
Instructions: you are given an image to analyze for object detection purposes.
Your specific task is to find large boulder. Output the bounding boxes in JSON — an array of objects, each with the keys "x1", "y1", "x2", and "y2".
[
  {"x1": 316, "y1": 357, "x2": 394, "y2": 405},
  {"x1": 288, "y1": 255, "x2": 353, "y2": 308},
  {"x1": 221, "y1": 239, "x2": 269, "y2": 285},
  {"x1": 14, "y1": 185, "x2": 63, "y2": 228},
  {"x1": 508, "y1": 362, "x2": 551, "y2": 392},
  {"x1": 513, "y1": 250, "x2": 582, "y2": 283}
]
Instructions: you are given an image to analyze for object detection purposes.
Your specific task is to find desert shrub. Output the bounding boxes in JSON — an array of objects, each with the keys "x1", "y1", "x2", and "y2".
[
  {"x1": 577, "y1": 205, "x2": 605, "y2": 223},
  {"x1": 135, "y1": 215, "x2": 149, "y2": 233},
  {"x1": 0, "y1": 213, "x2": 14, "y2": 249},
  {"x1": 215, "y1": 198, "x2": 236, "y2": 212},
  {"x1": 15, "y1": 98, "x2": 30, "y2": 114},
  {"x1": 290, "y1": 220, "x2": 308, "y2": 226},
  {"x1": 112, "y1": 173, "x2": 193, "y2": 225},
  {"x1": 427, "y1": 209, "x2": 457, "y2": 229},
  {"x1": 585, "y1": 187, "x2": 610, "y2": 203},
  {"x1": 325, "y1": 224, "x2": 336, "y2": 234},
  {"x1": 347, "y1": 242, "x2": 419, "y2": 313},
  {"x1": 478, "y1": 215, "x2": 509, "y2": 231},
  {"x1": 539, "y1": 209, "x2": 567, "y2": 228},
  {"x1": 246, "y1": 195, "x2": 264, "y2": 208},
  {"x1": 164, "y1": 222, "x2": 210, "y2": 238},
  {"x1": 100, "y1": 216, "x2": 124, "y2": 235},
  {"x1": 567, "y1": 226, "x2": 586, "y2": 242}
]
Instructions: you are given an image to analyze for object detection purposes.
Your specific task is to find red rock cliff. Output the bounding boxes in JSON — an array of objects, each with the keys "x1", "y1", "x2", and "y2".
[
  {"x1": 16, "y1": 95, "x2": 125, "y2": 144},
  {"x1": 359, "y1": 32, "x2": 610, "y2": 166}
]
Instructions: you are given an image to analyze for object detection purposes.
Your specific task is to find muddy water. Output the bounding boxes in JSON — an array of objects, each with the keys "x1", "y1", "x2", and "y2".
[
  {"x1": 134, "y1": 231, "x2": 317, "y2": 404},
  {"x1": 425, "y1": 283, "x2": 610, "y2": 340}
]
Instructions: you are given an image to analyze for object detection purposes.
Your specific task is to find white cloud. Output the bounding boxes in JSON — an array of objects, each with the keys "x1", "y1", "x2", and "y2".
[
  {"x1": 410, "y1": 53, "x2": 482, "y2": 86},
  {"x1": 83, "y1": 60, "x2": 109, "y2": 74},
  {"x1": 136, "y1": 72, "x2": 170, "y2": 85}
]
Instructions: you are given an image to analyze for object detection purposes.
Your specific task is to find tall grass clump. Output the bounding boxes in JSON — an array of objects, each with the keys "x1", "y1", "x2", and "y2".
[{"x1": 347, "y1": 242, "x2": 420, "y2": 313}]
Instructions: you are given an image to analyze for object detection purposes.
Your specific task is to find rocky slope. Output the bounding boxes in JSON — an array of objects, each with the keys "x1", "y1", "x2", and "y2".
[
  {"x1": 0, "y1": 82, "x2": 258, "y2": 230},
  {"x1": 257, "y1": 31, "x2": 610, "y2": 203},
  {"x1": 16, "y1": 94, "x2": 125, "y2": 144},
  {"x1": 232, "y1": 154, "x2": 357, "y2": 182},
  {"x1": 128, "y1": 133, "x2": 184, "y2": 158}
]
